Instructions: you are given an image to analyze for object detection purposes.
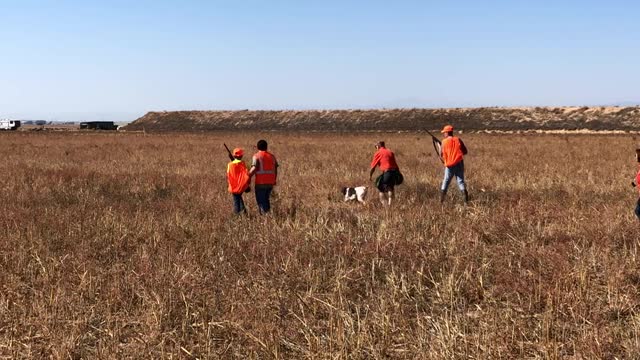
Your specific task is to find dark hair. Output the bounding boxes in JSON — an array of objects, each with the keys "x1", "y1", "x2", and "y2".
[
  {"x1": 446, "y1": 132, "x2": 453, "y2": 136},
  {"x1": 376, "y1": 141, "x2": 385, "y2": 147},
  {"x1": 257, "y1": 139, "x2": 268, "y2": 151}
]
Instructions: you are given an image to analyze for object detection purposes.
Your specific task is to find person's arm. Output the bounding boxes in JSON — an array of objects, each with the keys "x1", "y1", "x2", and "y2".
[
  {"x1": 369, "y1": 167, "x2": 376, "y2": 181},
  {"x1": 460, "y1": 139, "x2": 468, "y2": 155},
  {"x1": 248, "y1": 156, "x2": 258, "y2": 178},
  {"x1": 369, "y1": 152, "x2": 381, "y2": 180}
]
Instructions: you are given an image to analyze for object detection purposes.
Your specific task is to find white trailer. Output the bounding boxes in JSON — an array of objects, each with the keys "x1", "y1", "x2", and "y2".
[{"x1": 0, "y1": 119, "x2": 21, "y2": 130}]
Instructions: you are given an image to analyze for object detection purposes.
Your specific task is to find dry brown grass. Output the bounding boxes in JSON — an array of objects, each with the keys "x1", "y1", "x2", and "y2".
[
  {"x1": 123, "y1": 106, "x2": 640, "y2": 132},
  {"x1": 1, "y1": 131, "x2": 639, "y2": 359}
]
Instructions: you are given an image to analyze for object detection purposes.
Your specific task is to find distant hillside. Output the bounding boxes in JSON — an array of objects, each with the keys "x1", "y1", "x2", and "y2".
[{"x1": 122, "y1": 106, "x2": 640, "y2": 132}]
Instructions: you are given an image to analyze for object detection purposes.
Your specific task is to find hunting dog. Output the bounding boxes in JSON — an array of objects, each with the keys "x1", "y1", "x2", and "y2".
[{"x1": 341, "y1": 186, "x2": 368, "y2": 204}]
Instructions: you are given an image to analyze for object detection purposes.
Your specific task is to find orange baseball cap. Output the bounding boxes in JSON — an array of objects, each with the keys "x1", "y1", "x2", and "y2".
[
  {"x1": 441, "y1": 125, "x2": 454, "y2": 133},
  {"x1": 233, "y1": 148, "x2": 244, "y2": 157}
]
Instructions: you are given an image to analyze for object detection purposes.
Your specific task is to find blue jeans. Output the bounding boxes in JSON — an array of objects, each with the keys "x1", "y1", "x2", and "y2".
[
  {"x1": 255, "y1": 186, "x2": 273, "y2": 214},
  {"x1": 635, "y1": 198, "x2": 640, "y2": 220},
  {"x1": 232, "y1": 193, "x2": 246, "y2": 214},
  {"x1": 441, "y1": 161, "x2": 466, "y2": 192}
]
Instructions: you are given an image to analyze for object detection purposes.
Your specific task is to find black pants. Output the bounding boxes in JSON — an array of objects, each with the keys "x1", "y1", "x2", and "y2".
[
  {"x1": 377, "y1": 169, "x2": 399, "y2": 192},
  {"x1": 635, "y1": 198, "x2": 640, "y2": 220},
  {"x1": 255, "y1": 186, "x2": 273, "y2": 214}
]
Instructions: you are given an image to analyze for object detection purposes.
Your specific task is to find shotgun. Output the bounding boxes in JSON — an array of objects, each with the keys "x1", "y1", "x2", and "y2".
[
  {"x1": 425, "y1": 129, "x2": 444, "y2": 163},
  {"x1": 223, "y1": 143, "x2": 234, "y2": 161}
]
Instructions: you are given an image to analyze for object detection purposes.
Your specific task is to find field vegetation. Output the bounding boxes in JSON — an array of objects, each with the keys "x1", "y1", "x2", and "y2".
[{"x1": 1, "y1": 131, "x2": 639, "y2": 358}]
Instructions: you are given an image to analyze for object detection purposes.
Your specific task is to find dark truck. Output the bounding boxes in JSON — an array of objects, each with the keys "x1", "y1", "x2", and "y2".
[{"x1": 79, "y1": 121, "x2": 118, "y2": 130}]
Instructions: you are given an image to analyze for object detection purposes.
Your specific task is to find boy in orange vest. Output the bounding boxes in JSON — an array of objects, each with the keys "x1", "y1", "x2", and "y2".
[
  {"x1": 227, "y1": 148, "x2": 250, "y2": 214},
  {"x1": 249, "y1": 139, "x2": 278, "y2": 214},
  {"x1": 632, "y1": 149, "x2": 640, "y2": 220},
  {"x1": 439, "y1": 125, "x2": 469, "y2": 204}
]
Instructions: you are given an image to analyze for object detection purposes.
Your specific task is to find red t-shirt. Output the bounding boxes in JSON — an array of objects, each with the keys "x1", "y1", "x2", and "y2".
[
  {"x1": 370, "y1": 147, "x2": 399, "y2": 171},
  {"x1": 636, "y1": 168, "x2": 640, "y2": 194}
]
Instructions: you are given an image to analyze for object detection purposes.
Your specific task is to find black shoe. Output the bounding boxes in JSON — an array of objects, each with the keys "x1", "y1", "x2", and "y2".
[
  {"x1": 462, "y1": 190, "x2": 469, "y2": 204},
  {"x1": 440, "y1": 190, "x2": 446, "y2": 203}
]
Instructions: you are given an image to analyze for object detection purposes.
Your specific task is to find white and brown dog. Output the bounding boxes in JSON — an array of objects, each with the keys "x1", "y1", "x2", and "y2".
[{"x1": 341, "y1": 186, "x2": 368, "y2": 204}]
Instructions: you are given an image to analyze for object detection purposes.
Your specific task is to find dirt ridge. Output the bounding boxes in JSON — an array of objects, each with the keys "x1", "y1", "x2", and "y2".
[{"x1": 123, "y1": 106, "x2": 640, "y2": 132}]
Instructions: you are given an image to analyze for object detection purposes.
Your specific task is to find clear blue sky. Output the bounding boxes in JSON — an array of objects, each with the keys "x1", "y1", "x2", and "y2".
[{"x1": 1, "y1": 0, "x2": 638, "y2": 122}]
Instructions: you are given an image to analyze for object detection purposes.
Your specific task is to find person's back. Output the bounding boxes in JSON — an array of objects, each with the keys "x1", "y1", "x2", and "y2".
[
  {"x1": 371, "y1": 146, "x2": 399, "y2": 172},
  {"x1": 226, "y1": 148, "x2": 250, "y2": 214},
  {"x1": 253, "y1": 150, "x2": 277, "y2": 186},
  {"x1": 249, "y1": 139, "x2": 278, "y2": 214},
  {"x1": 441, "y1": 136, "x2": 466, "y2": 168},
  {"x1": 227, "y1": 159, "x2": 249, "y2": 194}
]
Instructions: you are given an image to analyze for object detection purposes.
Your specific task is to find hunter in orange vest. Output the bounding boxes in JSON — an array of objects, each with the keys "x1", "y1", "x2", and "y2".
[
  {"x1": 439, "y1": 125, "x2": 469, "y2": 204},
  {"x1": 249, "y1": 139, "x2": 278, "y2": 214},
  {"x1": 227, "y1": 148, "x2": 250, "y2": 214}
]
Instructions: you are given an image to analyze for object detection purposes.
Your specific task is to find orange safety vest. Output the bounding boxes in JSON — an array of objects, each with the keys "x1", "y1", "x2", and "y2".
[
  {"x1": 254, "y1": 151, "x2": 277, "y2": 185},
  {"x1": 227, "y1": 160, "x2": 250, "y2": 194},
  {"x1": 441, "y1": 136, "x2": 464, "y2": 167}
]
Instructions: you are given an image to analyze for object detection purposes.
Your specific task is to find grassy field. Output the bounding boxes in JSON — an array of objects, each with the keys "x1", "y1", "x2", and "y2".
[{"x1": 1, "y1": 131, "x2": 639, "y2": 359}]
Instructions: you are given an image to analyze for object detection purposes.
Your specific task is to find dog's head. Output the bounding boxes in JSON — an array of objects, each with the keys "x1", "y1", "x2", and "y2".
[{"x1": 341, "y1": 187, "x2": 357, "y2": 196}]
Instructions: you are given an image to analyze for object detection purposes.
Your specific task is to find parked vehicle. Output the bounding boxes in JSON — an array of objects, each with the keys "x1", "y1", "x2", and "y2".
[
  {"x1": 79, "y1": 121, "x2": 118, "y2": 130},
  {"x1": 0, "y1": 119, "x2": 21, "y2": 130}
]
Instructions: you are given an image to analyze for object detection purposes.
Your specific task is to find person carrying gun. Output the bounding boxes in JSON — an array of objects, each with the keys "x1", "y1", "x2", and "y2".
[
  {"x1": 439, "y1": 125, "x2": 469, "y2": 204},
  {"x1": 225, "y1": 144, "x2": 251, "y2": 214},
  {"x1": 632, "y1": 149, "x2": 640, "y2": 220}
]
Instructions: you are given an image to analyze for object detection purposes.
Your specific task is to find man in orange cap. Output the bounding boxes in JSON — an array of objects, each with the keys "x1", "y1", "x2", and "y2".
[
  {"x1": 439, "y1": 125, "x2": 469, "y2": 204},
  {"x1": 227, "y1": 148, "x2": 250, "y2": 214}
]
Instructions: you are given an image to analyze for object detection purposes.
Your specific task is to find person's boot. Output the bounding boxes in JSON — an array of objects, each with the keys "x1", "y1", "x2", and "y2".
[
  {"x1": 439, "y1": 190, "x2": 446, "y2": 203},
  {"x1": 462, "y1": 189, "x2": 469, "y2": 205}
]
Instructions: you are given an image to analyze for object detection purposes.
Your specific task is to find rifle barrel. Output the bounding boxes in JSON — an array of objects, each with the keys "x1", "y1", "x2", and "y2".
[{"x1": 223, "y1": 143, "x2": 234, "y2": 161}]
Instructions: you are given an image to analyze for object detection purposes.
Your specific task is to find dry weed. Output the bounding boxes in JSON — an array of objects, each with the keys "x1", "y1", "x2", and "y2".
[{"x1": 0, "y1": 131, "x2": 638, "y2": 359}]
